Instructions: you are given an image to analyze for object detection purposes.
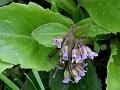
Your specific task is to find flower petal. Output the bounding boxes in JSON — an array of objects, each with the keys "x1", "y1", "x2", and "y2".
[
  {"x1": 88, "y1": 52, "x2": 98, "y2": 60},
  {"x1": 74, "y1": 76, "x2": 81, "y2": 83},
  {"x1": 63, "y1": 77, "x2": 71, "y2": 83}
]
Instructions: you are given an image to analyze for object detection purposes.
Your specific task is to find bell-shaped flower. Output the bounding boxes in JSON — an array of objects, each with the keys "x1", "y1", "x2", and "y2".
[
  {"x1": 62, "y1": 45, "x2": 69, "y2": 60},
  {"x1": 72, "y1": 49, "x2": 83, "y2": 63},
  {"x1": 53, "y1": 38, "x2": 63, "y2": 48},
  {"x1": 63, "y1": 77, "x2": 71, "y2": 83},
  {"x1": 79, "y1": 70, "x2": 86, "y2": 77},
  {"x1": 63, "y1": 70, "x2": 71, "y2": 83},
  {"x1": 85, "y1": 46, "x2": 98, "y2": 60},
  {"x1": 74, "y1": 75, "x2": 81, "y2": 83},
  {"x1": 80, "y1": 46, "x2": 88, "y2": 60}
]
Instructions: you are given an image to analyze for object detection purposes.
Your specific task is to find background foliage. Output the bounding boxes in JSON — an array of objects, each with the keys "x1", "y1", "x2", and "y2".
[{"x1": 0, "y1": 0, "x2": 119, "y2": 90}]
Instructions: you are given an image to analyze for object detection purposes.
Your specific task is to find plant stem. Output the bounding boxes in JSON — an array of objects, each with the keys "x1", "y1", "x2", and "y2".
[
  {"x1": 32, "y1": 69, "x2": 45, "y2": 90},
  {"x1": 0, "y1": 73, "x2": 20, "y2": 90},
  {"x1": 24, "y1": 73, "x2": 37, "y2": 90}
]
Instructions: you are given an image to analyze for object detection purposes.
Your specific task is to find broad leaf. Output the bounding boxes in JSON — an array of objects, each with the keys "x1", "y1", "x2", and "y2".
[
  {"x1": 49, "y1": 60, "x2": 102, "y2": 90},
  {"x1": 32, "y1": 23, "x2": 68, "y2": 47},
  {"x1": 0, "y1": 61, "x2": 13, "y2": 73},
  {"x1": 106, "y1": 40, "x2": 120, "y2": 90},
  {"x1": 0, "y1": 34, "x2": 57, "y2": 71},
  {"x1": 79, "y1": 0, "x2": 120, "y2": 33},
  {"x1": 0, "y1": 2, "x2": 73, "y2": 71},
  {"x1": 0, "y1": 2, "x2": 73, "y2": 28}
]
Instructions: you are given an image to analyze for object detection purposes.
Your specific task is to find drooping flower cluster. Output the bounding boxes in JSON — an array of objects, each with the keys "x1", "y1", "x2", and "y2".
[{"x1": 52, "y1": 26, "x2": 98, "y2": 83}]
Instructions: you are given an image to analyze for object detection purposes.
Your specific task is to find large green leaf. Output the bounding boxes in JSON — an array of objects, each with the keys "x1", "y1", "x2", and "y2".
[
  {"x1": 32, "y1": 23, "x2": 68, "y2": 47},
  {"x1": 79, "y1": 0, "x2": 120, "y2": 33},
  {"x1": 49, "y1": 60, "x2": 102, "y2": 90},
  {"x1": 0, "y1": 19, "x2": 57, "y2": 71},
  {"x1": 0, "y1": 2, "x2": 73, "y2": 28},
  {"x1": 0, "y1": 61, "x2": 13, "y2": 73},
  {"x1": 106, "y1": 40, "x2": 120, "y2": 90},
  {"x1": 0, "y1": 2, "x2": 73, "y2": 71}
]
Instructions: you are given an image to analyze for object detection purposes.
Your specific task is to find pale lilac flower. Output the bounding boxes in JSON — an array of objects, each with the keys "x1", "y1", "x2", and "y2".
[
  {"x1": 71, "y1": 65, "x2": 86, "y2": 83},
  {"x1": 72, "y1": 49, "x2": 83, "y2": 63},
  {"x1": 51, "y1": 28, "x2": 99, "y2": 84},
  {"x1": 81, "y1": 53, "x2": 87, "y2": 61},
  {"x1": 80, "y1": 46, "x2": 88, "y2": 60},
  {"x1": 79, "y1": 45, "x2": 98, "y2": 60},
  {"x1": 88, "y1": 52, "x2": 98, "y2": 59},
  {"x1": 74, "y1": 76, "x2": 81, "y2": 83},
  {"x1": 53, "y1": 38, "x2": 63, "y2": 48},
  {"x1": 63, "y1": 77, "x2": 71, "y2": 83},
  {"x1": 72, "y1": 49, "x2": 78, "y2": 59},
  {"x1": 76, "y1": 56, "x2": 83, "y2": 63},
  {"x1": 85, "y1": 46, "x2": 98, "y2": 60},
  {"x1": 74, "y1": 70, "x2": 86, "y2": 83},
  {"x1": 79, "y1": 70, "x2": 86, "y2": 77},
  {"x1": 62, "y1": 45, "x2": 68, "y2": 60},
  {"x1": 83, "y1": 63, "x2": 88, "y2": 68},
  {"x1": 72, "y1": 49, "x2": 79, "y2": 62}
]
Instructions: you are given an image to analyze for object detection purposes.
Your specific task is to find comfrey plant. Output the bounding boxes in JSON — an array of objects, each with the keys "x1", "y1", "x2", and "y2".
[{"x1": 51, "y1": 25, "x2": 98, "y2": 83}]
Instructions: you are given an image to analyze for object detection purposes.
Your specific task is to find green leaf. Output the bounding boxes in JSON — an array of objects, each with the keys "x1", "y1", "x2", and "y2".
[
  {"x1": 0, "y1": 61, "x2": 13, "y2": 73},
  {"x1": 73, "y1": 5, "x2": 85, "y2": 23},
  {"x1": 46, "y1": 0, "x2": 76, "y2": 15},
  {"x1": 0, "y1": 73, "x2": 20, "y2": 90},
  {"x1": 0, "y1": 0, "x2": 13, "y2": 6},
  {"x1": 49, "y1": 70, "x2": 69, "y2": 90},
  {"x1": 49, "y1": 60, "x2": 102, "y2": 90},
  {"x1": 51, "y1": 2, "x2": 58, "y2": 12},
  {"x1": 79, "y1": 0, "x2": 120, "y2": 33},
  {"x1": 106, "y1": 40, "x2": 120, "y2": 90},
  {"x1": 0, "y1": 2, "x2": 73, "y2": 71},
  {"x1": 0, "y1": 2, "x2": 73, "y2": 28},
  {"x1": 75, "y1": 18, "x2": 110, "y2": 38},
  {"x1": 32, "y1": 23, "x2": 68, "y2": 47}
]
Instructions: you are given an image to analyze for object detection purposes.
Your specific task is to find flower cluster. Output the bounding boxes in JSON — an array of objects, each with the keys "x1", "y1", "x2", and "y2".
[{"x1": 52, "y1": 28, "x2": 98, "y2": 83}]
